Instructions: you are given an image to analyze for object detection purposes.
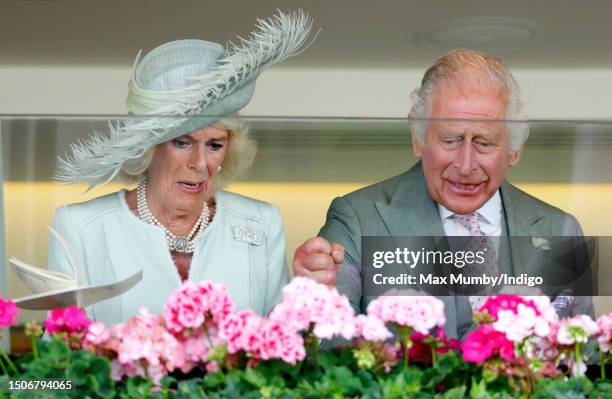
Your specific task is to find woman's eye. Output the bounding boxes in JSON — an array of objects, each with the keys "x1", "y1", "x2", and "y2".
[
  {"x1": 209, "y1": 142, "x2": 224, "y2": 151},
  {"x1": 172, "y1": 138, "x2": 190, "y2": 149}
]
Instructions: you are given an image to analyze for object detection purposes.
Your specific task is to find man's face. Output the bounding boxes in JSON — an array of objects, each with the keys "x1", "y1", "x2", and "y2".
[{"x1": 412, "y1": 82, "x2": 523, "y2": 215}]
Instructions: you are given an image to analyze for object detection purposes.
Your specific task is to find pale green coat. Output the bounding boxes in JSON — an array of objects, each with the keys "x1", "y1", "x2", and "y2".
[{"x1": 48, "y1": 190, "x2": 288, "y2": 325}]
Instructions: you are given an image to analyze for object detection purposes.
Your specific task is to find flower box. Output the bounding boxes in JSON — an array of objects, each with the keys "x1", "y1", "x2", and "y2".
[{"x1": 1, "y1": 279, "x2": 611, "y2": 398}]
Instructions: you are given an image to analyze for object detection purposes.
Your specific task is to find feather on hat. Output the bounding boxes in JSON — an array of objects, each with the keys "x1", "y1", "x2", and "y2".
[{"x1": 56, "y1": 9, "x2": 313, "y2": 189}]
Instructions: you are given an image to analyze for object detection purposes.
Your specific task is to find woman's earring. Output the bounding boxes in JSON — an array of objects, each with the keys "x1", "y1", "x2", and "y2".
[{"x1": 217, "y1": 165, "x2": 222, "y2": 173}]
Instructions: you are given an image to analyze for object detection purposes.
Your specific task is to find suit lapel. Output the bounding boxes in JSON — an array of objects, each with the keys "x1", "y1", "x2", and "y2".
[
  {"x1": 501, "y1": 182, "x2": 549, "y2": 278},
  {"x1": 373, "y1": 162, "x2": 450, "y2": 281},
  {"x1": 374, "y1": 162, "x2": 446, "y2": 237},
  {"x1": 372, "y1": 162, "x2": 458, "y2": 337}
]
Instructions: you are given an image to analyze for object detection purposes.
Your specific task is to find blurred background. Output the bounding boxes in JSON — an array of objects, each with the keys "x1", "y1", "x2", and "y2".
[{"x1": 1, "y1": 0, "x2": 612, "y2": 342}]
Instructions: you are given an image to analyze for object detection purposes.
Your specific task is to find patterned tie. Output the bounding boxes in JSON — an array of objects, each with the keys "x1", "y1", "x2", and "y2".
[{"x1": 451, "y1": 213, "x2": 498, "y2": 312}]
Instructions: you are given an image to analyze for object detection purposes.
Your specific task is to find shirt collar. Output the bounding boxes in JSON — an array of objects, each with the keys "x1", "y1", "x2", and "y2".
[{"x1": 438, "y1": 190, "x2": 502, "y2": 225}]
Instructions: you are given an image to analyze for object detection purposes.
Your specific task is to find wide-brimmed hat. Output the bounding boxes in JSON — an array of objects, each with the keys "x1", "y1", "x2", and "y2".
[{"x1": 57, "y1": 9, "x2": 313, "y2": 189}]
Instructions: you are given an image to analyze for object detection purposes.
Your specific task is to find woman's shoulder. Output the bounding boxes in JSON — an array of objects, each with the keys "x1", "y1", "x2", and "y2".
[
  {"x1": 215, "y1": 190, "x2": 281, "y2": 223},
  {"x1": 54, "y1": 191, "x2": 124, "y2": 228}
]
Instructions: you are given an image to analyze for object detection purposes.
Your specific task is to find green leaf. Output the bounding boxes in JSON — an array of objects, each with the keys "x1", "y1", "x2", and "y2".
[
  {"x1": 469, "y1": 378, "x2": 490, "y2": 399},
  {"x1": 532, "y1": 377, "x2": 593, "y2": 399},
  {"x1": 175, "y1": 379, "x2": 208, "y2": 398},
  {"x1": 243, "y1": 368, "x2": 267, "y2": 388},
  {"x1": 38, "y1": 338, "x2": 71, "y2": 359},
  {"x1": 482, "y1": 368, "x2": 498, "y2": 383},
  {"x1": 202, "y1": 370, "x2": 227, "y2": 390},
  {"x1": 121, "y1": 376, "x2": 155, "y2": 399},
  {"x1": 589, "y1": 380, "x2": 612, "y2": 399},
  {"x1": 438, "y1": 385, "x2": 467, "y2": 399}
]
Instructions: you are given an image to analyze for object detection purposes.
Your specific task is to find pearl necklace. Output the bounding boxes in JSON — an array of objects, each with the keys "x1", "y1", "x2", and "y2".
[{"x1": 136, "y1": 178, "x2": 209, "y2": 254}]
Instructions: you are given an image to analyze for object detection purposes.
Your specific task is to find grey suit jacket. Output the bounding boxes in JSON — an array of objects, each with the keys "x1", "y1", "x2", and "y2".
[{"x1": 319, "y1": 161, "x2": 594, "y2": 339}]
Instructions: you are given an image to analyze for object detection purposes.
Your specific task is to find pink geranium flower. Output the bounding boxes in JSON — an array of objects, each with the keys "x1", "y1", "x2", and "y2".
[
  {"x1": 163, "y1": 280, "x2": 234, "y2": 333},
  {"x1": 461, "y1": 324, "x2": 515, "y2": 364},
  {"x1": 354, "y1": 314, "x2": 392, "y2": 342},
  {"x1": 219, "y1": 309, "x2": 264, "y2": 354},
  {"x1": 106, "y1": 308, "x2": 181, "y2": 384},
  {"x1": 596, "y1": 313, "x2": 612, "y2": 353},
  {"x1": 44, "y1": 306, "x2": 91, "y2": 335},
  {"x1": 258, "y1": 318, "x2": 305, "y2": 365},
  {"x1": 366, "y1": 294, "x2": 446, "y2": 335},
  {"x1": 478, "y1": 296, "x2": 558, "y2": 343},
  {"x1": 83, "y1": 322, "x2": 110, "y2": 346},
  {"x1": 269, "y1": 277, "x2": 357, "y2": 340},
  {"x1": 0, "y1": 297, "x2": 19, "y2": 329},
  {"x1": 480, "y1": 296, "x2": 531, "y2": 319}
]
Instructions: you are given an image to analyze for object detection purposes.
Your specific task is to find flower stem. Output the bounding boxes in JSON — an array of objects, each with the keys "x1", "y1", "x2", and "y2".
[
  {"x1": 31, "y1": 339, "x2": 39, "y2": 360},
  {"x1": 572, "y1": 342, "x2": 582, "y2": 375},
  {"x1": 0, "y1": 355, "x2": 8, "y2": 375},
  {"x1": 431, "y1": 346, "x2": 437, "y2": 364},
  {"x1": 399, "y1": 327, "x2": 413, "y2": 369},
  {"x1": 0, "y1": 347, "x2": 18, "y2": 375},
  {"x1": 601, "y1": 353, "x2": 606, "y2": 380},
  {"x1": 403, "y1": 335, "x2": 412, "y2": 369}
]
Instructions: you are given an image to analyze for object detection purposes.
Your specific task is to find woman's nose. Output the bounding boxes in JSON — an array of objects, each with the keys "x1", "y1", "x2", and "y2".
[{"x1": 188, "y1": 148, "x2": 208, "y2": 173}]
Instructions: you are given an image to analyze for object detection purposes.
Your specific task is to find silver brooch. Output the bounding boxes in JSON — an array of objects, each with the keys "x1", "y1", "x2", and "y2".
[{"x1": 233, "y1": 225, "x2": 263, "y2": 245}]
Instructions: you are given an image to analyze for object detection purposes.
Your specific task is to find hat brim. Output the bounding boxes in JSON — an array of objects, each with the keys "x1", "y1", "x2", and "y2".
[{"x1": 56, "y1": 10, "x2": 313, "y2": 188}]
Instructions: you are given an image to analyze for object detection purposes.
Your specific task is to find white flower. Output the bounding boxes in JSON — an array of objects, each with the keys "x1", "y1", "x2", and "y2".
[
  {"x1": 532, "y1": 236, "x2": 551, "y2": 251},
  {"x1": 572, "y1": 361, "x2": 587, "y2": 377},
  {"x1": 556, "y1": 314, "x2": 599, "y2": 345}
]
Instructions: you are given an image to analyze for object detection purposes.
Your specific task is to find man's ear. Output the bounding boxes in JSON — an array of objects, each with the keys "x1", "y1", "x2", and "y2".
[
  {"x1": 408, "y1": 113, "x2": 423, "y2": 157},
  {"x1": 508, "y1": 144, "x2": 524, "y2": 167},
  {"x1": 412, "y1": 134, "x2": 423, "y2": 157}
]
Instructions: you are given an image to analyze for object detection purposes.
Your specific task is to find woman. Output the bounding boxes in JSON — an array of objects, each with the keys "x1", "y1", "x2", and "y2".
[{"x1": 47, "y1": 10, "x2": 313, "y2": 325}]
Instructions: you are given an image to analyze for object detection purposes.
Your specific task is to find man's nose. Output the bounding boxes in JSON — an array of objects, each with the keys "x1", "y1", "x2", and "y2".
[{"x1": 455, "y1": 141, "x2": 478, "y2": 176}]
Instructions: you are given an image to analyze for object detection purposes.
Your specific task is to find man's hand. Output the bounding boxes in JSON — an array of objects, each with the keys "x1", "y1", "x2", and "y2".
[{"x1": 293, "y1": 237, "x2": 344, "y2": 289}]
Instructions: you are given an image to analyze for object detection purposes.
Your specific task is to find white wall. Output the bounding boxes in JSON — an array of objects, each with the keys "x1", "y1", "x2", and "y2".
[{"x1": 2, "y1": 66, "x2": 612, "y2": 118}]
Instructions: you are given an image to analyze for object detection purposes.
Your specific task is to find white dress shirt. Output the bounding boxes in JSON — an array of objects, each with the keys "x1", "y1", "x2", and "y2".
[
  {"x1": 437, "y1": 191, "x2": 502, "y2": 311},
  {"x1": 438, "y1": 191, "x2": 502, "y2": 237}
]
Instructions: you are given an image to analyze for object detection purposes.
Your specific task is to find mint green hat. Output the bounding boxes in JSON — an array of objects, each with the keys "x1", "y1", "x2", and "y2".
[{"x1": 57, "y1": 10, "x2": 313, "y2": 189}]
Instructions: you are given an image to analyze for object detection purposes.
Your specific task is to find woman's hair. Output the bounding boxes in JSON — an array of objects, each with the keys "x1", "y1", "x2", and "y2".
[{"x1": 119, "y1": 116, "x2": 257, "y2": 190}]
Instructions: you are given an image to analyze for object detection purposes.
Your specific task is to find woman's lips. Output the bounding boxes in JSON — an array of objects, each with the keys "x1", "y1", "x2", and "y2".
[
  {"x1": 445, "y1": 179, "x2": 485, "y2": 196},
  {"x1": 177, "y1": 181, "x2": 206, "y2": 194}
]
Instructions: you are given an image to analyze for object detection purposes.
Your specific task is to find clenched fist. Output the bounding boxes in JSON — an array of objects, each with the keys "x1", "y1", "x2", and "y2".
[{"x1": 292, "y1": 237, "x2": 344, "y2": 289}]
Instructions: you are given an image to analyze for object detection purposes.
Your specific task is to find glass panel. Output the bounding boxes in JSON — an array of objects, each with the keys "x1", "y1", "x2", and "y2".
[{"x1": 2, "y1": 115, "x2": 612, "y2": 324}]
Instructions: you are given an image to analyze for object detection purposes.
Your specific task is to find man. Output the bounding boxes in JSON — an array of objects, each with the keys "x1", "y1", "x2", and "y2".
[{"x1": 293, "y1": 49, "x2": 593, "y2": 339}]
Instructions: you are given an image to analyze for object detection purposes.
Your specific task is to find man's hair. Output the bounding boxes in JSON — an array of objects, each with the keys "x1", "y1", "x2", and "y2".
[
  {"x1": 409, "y1": 48, "x2": 529, "y2": 151},
  {"x1": 119, "y1": 117, "x2": 256, "y2": 191}
]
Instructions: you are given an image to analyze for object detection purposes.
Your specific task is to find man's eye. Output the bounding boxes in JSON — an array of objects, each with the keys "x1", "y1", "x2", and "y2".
[
  {"x1": 442, "y1": 137, "x2": 461, "y2": 145},
  {"x1": 475, "y1": 141, "x2": 493, "y2": 148}
]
